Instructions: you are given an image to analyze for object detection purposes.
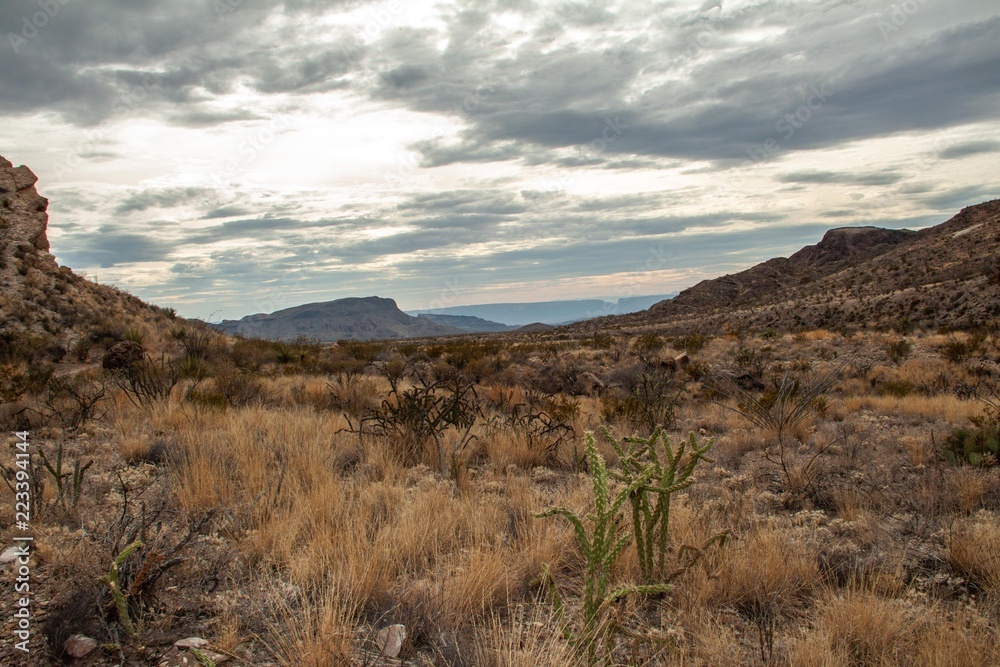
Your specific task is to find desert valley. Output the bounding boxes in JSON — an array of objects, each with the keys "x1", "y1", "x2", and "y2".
[
  {"x1": 1, "y1": 153, "x2": 999, "y2": 666},
  {"x1": 2, "y1": 1, "x2": 1000, "y2": 665}
]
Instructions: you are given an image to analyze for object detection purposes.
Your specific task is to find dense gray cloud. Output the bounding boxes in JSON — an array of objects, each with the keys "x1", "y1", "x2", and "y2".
[
  {"x1": 777, "y1": 170, "x2": 904, "y2": 186},
  {"x1": 2, "y1": 0, "x2": 998, "y2": 319}
]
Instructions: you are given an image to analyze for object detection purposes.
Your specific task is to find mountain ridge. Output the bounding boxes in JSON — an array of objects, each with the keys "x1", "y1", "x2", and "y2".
[
  {"x1": 213, "y1": 296, "x2": 466, "y2": 342},
  {"x1": 588, "y1": 201, "x2": 1000, "y2": 334}
]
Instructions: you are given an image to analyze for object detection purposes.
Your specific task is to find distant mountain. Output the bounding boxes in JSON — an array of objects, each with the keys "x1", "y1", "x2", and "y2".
[
  {"x1": 515, "y1": 322, "x2": 557, "y2": 333},
  {"x1": 410, "y1": 295, "x2": 676, "y2": 326},
  {"x1": 580, "y1": 200, "x2": 1000, "y2": 334},
  {"x1": 214, "y1": 296, "x2": 466, "y2": 342},
  {"x1": 416, "y1": 313, "x2": 515, "y2": 333}
]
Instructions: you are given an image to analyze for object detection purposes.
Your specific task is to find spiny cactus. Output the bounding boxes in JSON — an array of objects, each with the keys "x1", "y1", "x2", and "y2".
[
  {"x1": 536, "y1": 432, "x2": 671, "y2": 664},
  {"x1": 606, "y1": 427, "x2": 723, "y2": 584},
  {"x1": 107, "y1": 540, "x2": 143, "y2": 637}
]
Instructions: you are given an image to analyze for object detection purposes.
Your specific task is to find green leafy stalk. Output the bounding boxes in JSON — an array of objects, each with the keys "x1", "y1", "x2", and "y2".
[
  {"x1": 536, "y1": 432, "x2": 663, "y2": 664},
  {"x1": 107, "y1": 540, "x2": 143, "y2": 637}
]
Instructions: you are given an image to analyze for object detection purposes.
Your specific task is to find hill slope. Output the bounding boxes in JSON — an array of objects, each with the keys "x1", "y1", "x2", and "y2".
[
  {"x1": 215, "y1": 296, "x2": 467, "y2": 341},
  {"x1": 586, "y1": 200, "x2": 1000, "y2": 334},
  {"x1": 0, "y1": 154, "x2": 176, "y2": 363},
  {"x1": 416, "y1": 313, "x2": 515, "y2": 333}
]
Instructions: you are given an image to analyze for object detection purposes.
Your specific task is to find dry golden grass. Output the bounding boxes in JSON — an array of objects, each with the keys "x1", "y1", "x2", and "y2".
[
  {"x1": 814, "y1": 588, "x2": 922, "y2": 667},
  {"x1": 947, "y1": 513, "x2": 1000, "y2": 602},
  {"x1": 843, "y1": 394, "x2": 981, "y2": 422},
  {"x1": 474, "y1": 609, "x2": 576, "y2": 667},
  {"x1": 259, "y1": 583, "x2": 357, "y2": 667},
  {"x1": 708, "y1": 525, "x2": 821, "y2": 622},
  {"x1": 13, "y1": 327, "x2": 1000, "y2": 665},
  {"x1": 914, "y1": 616, "x2": 989, "y2": 667}
]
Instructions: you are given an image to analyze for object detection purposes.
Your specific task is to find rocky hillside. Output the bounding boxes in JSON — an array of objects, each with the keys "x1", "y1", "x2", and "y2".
[
  {"x1": 214, "y1": 296, "x2": 467, "y2": 341},
  {"x1": 581, "y1": 200, "x2": 1000, "y2": 334},
  {"x1": 0, "y1": 154, "x2": 176, "y2": 364}
]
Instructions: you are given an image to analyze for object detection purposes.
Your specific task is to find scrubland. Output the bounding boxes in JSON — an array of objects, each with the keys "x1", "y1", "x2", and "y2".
[{"x1": 2, "y1": 323, "x2": 1000, "y2": 666}]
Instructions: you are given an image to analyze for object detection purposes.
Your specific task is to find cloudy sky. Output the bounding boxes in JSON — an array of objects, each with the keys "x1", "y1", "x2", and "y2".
[{"x1": 1, "y1": 0, "x2": 998, "y2": 320}]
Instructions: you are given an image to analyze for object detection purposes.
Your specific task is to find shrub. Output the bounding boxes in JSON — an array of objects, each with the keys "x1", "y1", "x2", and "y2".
[
  {"x1": 942, "y1": 414, "x2": 1000, "y2": 467},
  {"x1": 634, "y1": 333, "x2": 664, "y2": 360},
  {"x1": 886, "y1": 338, "x2": 912, "y2": 365},
  {"x1": 730, "y1": 343, "x2": 773, "y2": 377},
  {"x1": 601, "y1": 373, "x2": 683, "y2": 434},
  {"x1": 941, "y1": 335, "x2": 984, "y2": 364},
  {"x1": 360, "y1": 369, "x2": 478, "y2": 474}
]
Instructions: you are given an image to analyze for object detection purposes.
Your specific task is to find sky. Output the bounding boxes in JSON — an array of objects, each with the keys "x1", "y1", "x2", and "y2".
[{"x1": 1, "y1": 0, "x2": 998, "y2": 321}]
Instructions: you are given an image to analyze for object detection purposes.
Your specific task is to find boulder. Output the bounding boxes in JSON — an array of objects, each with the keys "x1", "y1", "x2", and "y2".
[
  {"x1": 377, "y1": 624, "x2": 407, "y2": 658},
  {"x1": 64, "y1": 634, "x2": 98, "y2": 659},
  {"x1": 12, "y1": 165, "x2": 38, "y2": 191},
  {"x1": 574, "y1": 371, "x2": 605, "y2": 395}
]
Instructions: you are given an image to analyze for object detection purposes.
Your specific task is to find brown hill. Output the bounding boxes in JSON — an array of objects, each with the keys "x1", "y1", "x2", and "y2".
[
  {"x1": 0, "y1": 154, "x2": 176, "y2": 364},
  {"x1": 214, "y1": 296, "x2": 467, "y2": 342},
  {"x1": 585, "y1": 200, "x2": 1000, "y2": 334}
]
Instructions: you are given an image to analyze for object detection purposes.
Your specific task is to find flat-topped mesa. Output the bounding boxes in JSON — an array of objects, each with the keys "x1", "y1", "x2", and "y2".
[{"x1": 0, "y1": 155, "x2": 51, "y2": 253}]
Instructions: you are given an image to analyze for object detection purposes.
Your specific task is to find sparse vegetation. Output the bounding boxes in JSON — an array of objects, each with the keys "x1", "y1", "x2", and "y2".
[{"x1": 3, "y1": 322, "x2": 1000, "y2": 665}]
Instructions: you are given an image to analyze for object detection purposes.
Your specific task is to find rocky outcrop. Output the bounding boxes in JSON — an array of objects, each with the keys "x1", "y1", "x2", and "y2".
[
  {"x1": 0, "y1": 155, "x2": 50, "y2": 253},
  {"x1": 0, "y1": 153, "x2": 176, "y2": 358}
]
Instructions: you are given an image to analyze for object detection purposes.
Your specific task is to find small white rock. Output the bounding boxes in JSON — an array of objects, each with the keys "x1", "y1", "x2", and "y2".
[
  {"x1": 174, "y1": 637, "x2": 209, "y2": 650},
  {"x1": 377, "y1": 624, "x2": 407, "y2": 658},
  {"x1": 1, "y1": 545, "x2": 25, "y2": 565}
]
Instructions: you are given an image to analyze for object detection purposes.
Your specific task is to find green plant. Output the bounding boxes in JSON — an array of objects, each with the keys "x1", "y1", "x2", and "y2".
[
  {"x1": 886, "y1": 338, "x2": 912, "y2": 365},
  {"x1": 106, "y1": 540, "x2": 144, "y2": 637},
  {"x1": 711, "y1": 368, "x2": 840, "y2": 497},
  {"x1": 605, "y1": 427, "x2": 726, "y2": 585},
  {"x1": 122, "y1": 328, "x2": 146, "y2": 346},
  {"x1": 190, "y1": 648, "x2": 217, "y2": 667},
  {"x1": 536, "y1": 432, "x2": 673, "y2": 664},
  {"x1": 36, "y1": 442, "x2": 93, "y2": 510},
  {"x1": 942, "y1": 413, "x2": 1000, "y2": 467}
]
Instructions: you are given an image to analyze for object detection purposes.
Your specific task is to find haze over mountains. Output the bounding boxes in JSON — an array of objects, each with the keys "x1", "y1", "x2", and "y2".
[
  {"x1": 410, "y1": 295, "x2": 677, "y2": 327},
  {"x1": 212, "y1": 294, "x2": 678, "y2": 341}
]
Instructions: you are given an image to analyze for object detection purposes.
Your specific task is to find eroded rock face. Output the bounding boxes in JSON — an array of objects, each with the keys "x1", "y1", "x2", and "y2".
[{"x1": 0, "y1": 155, "x2": 50, "y2": 253}]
